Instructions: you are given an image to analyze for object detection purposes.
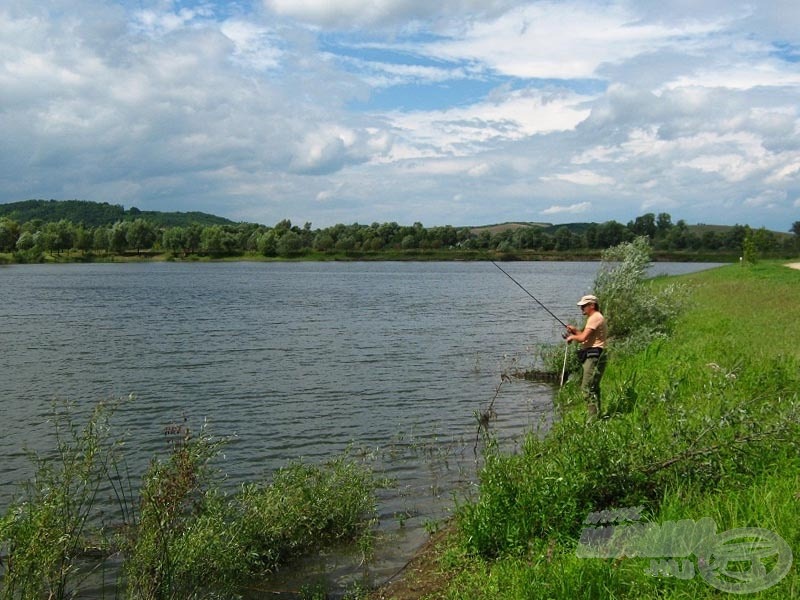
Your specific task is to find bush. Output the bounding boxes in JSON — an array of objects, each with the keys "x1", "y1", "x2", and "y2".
[
  {"x1": 239, "y1": 451, "x2": 379, "y2": 572},
  {"x1": 0, "y1": 400, "x2": 132, "y2": 600},
  {"x1": 593, "y1": 236, "x2": 688, "y2": 344},
  {"x1": 1, "y1": 407, "x2": 382, "y2": 599}
]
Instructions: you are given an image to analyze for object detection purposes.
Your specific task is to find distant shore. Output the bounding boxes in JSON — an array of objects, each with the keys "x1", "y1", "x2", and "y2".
[{"x1": 1, "y1": 249, "x2": 744, "y2": 265}]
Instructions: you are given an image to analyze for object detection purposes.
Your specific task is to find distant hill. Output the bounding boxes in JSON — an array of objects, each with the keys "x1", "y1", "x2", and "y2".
[
  {"x1": 0, "y1": 199, "x2": 235, "y2": 228},
  {"x1": 470, "y1": 220, "x2": 789, "y2": 237},
  {"x1": 470, "y1": 221, "x2": 552, "y2": 235}
]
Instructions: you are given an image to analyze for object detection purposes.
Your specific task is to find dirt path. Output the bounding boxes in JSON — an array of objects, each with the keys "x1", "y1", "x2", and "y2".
[{"x1": 786, "y1": 262, "x2": 800, "y2": 270}]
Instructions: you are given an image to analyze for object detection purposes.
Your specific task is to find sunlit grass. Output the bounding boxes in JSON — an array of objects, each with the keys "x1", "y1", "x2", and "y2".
[{"x1": 440, "y1": 261, "x2": 800, "y2": 599}]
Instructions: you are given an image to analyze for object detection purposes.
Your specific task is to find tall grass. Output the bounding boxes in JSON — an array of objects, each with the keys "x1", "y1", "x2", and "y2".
[
  {"x1": 1, "y1": 409, "x2": 382, "y2": 598},
  {"x1": 447, "y1": 261, "x2": 800, "y2": 599},
  {"x1": 0, "y1": 399, "x2": 132, "y2": 599}
]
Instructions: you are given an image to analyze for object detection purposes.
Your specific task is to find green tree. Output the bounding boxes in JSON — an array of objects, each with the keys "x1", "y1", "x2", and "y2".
[
  {"x1": 334, "y1": 235, "x2": 357, "y2": 252},
  {"x1": 93, "y1": 227, "x2": 109, "y2": 254},
  {"x1": 162, "y1": 227, "x2": 188, "y2": 255},
  {"x1": 257, "y1": 230, "x2": 278, "y2": 256},
  {"x1": 742, "y1": 228, "x2": 758, "y2": 264},
  {"x1": 15, "y1": 231, "x2": 36, "y2": 251},
  {"x1": 596, "y1": 220, "x2": 630, "y2": 248},
  {"x1": 127, "y1": 219, "x2": 157, "y2": 255},
  {"x1": 201, "y1": 225, "x2": 237, "y2": 256},
  {"x1": 41, "y1": 220, "x2": 74, "y2": 255},
  {"x1": 655, "y1": 212, "x2": 673, "y2": 237},
  {"x1": 73, "y1": 226, "x2": 92, "y2": 254},
  {"x1": 553, "y1": 227, "x2": 575, "y2": 251},
  {"x1": 628, "y1": 213, "x2": 656, "y2": 239},
  {"x1": 0, "y1": 218, "x2": 20, "y2": 252},
  {"x1": 276, "y1": 230, "x2": 303, "y2": 257},
  {"x1": 109, "y1": 221, "x2": 129, "y2": 254},
  {"x1": 312, "y1": 232, "x2": 335, "y2": 252}
]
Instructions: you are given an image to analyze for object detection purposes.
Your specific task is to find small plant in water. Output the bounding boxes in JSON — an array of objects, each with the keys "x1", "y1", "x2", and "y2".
[{"x1": 0, "y1": 397, "x2": 133, "y2": 600}]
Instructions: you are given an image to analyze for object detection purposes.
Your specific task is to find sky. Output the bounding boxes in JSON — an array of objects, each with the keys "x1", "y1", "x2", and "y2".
[{"x1": 1, "y1": 1, "x2": 799, "y2": 230}]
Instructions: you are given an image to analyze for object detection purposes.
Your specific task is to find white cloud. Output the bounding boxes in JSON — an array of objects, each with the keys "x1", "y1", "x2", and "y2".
[
  {"x1": 744, "y1": 190, "x2": 786, "y2": 208},
  {"x1": 544, "y1": 170, "x2": 616, "y2": 186},
  {"x1": 420, "y1": 3, "x2": 721, "y2": 80},
  {"x1": 2, "y1": 0, "x2": 800, "y2": 230},
  {"x1": 541, "y1": 202, "x2": 592, "y2": 215},
  {"x1": 382, "y1": 87, "x2": 593, "y2": 162},
  {"x1": 262, "y1": 0, "x2": 520, "y2": 28}
]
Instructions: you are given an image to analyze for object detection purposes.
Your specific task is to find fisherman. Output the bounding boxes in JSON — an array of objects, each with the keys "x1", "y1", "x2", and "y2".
[{"x1": 565, "y1": 294, "x2": 607, "y2": 418}]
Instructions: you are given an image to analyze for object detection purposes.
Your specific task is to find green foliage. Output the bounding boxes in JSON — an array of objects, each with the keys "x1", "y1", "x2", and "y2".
[
  {"x1": 124, "y1": 426, "x2": 250, "y2": 599},
  {"x1": 743, "y1": 228, "x2": 759, "y2": 264},
  {"x1": 593, "y1": 236, "x2": 688, "y2": 343},
  {"x1": 1, "y1": 411, "x2": 381, "y2": 598},
  {"x1": 238, "y1": 452, "x2": 380, "y2": 572},
  {"x1": 0, "y1": 399, "x2": 132, "y2": 600},
  {"x1": 125, "y1": 434, "x2": 380, "y2": 598},
  {"x1": 0, "y1": 200, "x2": 232, "y2": 228},
  {"x1": 0, "y1": 201, "x2": 794, "y2": 262},
  {"x1": 448, "y1": 262, "x2": 800, "y2": 598}
]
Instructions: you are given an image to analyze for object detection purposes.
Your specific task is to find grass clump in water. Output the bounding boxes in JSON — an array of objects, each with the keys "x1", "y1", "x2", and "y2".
[{"x1": 1, "y1": 412, "x2": 382, "y2": 599}]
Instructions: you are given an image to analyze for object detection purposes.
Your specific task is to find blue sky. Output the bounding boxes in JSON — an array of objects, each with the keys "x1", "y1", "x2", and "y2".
[{"x1": 1, "y1": 0, "x2": 799, "y2": 230}]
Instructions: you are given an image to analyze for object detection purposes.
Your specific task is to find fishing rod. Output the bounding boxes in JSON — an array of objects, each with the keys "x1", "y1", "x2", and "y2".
[{"x1": 490, "y1": 260, "x2": 569, "y2": 329}]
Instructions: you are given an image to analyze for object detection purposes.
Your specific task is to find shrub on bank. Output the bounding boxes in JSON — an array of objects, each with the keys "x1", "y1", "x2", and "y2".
[{"x1": 454, "y1": 261, "x2": 800, "y2": 598}]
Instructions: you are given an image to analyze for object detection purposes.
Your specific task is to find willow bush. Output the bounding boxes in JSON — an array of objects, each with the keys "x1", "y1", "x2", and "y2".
[{"x1": 593, "y1": 236, "x2": 688, "y2": 344}]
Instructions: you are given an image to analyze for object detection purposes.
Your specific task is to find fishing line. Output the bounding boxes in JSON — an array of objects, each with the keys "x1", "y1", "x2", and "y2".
[{"x1": 490, "y1": 260, "x2": 568, "y2": 328}]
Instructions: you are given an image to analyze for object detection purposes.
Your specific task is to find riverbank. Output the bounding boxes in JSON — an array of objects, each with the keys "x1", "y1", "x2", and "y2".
[{"x1": 372, "y1": 260, "x2": 800, "y2": 599}]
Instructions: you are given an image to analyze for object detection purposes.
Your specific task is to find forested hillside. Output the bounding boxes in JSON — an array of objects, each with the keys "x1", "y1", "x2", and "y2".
[{"x1": 0, "y1": 199, "x2": 233, "y2": 228}]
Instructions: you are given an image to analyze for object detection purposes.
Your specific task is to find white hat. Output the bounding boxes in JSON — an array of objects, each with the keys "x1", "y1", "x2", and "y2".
[{"x1": 577, "y1": 294, "x2": 598, "y2": 307}]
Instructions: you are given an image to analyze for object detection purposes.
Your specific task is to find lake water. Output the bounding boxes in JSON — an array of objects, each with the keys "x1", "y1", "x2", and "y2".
[{"x1": 0, "y1": 260, "x2": 720, "y2": 594}]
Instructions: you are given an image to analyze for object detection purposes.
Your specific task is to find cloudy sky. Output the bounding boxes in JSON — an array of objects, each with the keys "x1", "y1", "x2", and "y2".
[{"x1": 2, "y1": 0, "x2": 799, "y2": 230}]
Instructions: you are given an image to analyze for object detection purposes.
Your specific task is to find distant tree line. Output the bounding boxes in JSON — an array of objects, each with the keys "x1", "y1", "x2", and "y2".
[{"x1": 0, "y1": 212, "x2": 797, "y2": 261}]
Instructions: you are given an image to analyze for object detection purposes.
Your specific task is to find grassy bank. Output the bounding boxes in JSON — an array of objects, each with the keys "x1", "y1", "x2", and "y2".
[{"x1": 399, "y1": 261, "x2": 799, "y2": 598}]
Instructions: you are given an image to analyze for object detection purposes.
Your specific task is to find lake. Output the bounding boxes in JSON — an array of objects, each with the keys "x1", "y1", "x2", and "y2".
[{"x1": 0, "y1": 260, "x2": 720, "y2": 593}]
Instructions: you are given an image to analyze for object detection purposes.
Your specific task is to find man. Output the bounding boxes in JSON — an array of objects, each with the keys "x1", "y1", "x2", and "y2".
[{"x1": 565, "y1": 294, "x2": 607, "y2": 418}]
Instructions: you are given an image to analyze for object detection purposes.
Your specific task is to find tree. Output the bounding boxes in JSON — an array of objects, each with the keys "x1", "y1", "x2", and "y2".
[
  {"x1": 593, "y1": 237, "x2": 687, "y2": 341},
  {"x1": 276, "y1": 230, "x2": 303, "y2": 257},
  {"x1": 791, "y1": 221, "x2": 800, "y2": 251},
  {"x1": 0, "y1": 218, "x2": 20, "y2": 252},
  {"x1": 312, "y1": 232, "x2": 335, "y2": 252},
  {"x1": 554, "y1": 227, "x2": 574, "y2": 251},
  {"x1": 41, "y1": 220, "x2": 74, "y2": 255},
  {"x1": 628, "y1": 213, "x2": 656, "y2": 239},
  {"x1": 109, "y1": 221, "x2": 129, "y2": 254},
  {"x1": 742, "y1": 228, "x2": 758, "y2": 264},
  {"x1": 201, "y1": 225, "x2": 236, "y2": 256},
  {"x1": 257, "y1": 231, "x2": 278, "y2": 256},
  {"x1": 93, "y1": 227, "x2": 109, "y2": 254},
  {"x1": 74, "y1": 225, "x2": 92, "y2": 253},
  {"x1": 15, "y1": 231, "x2": 36, "y2": 251},
  {"x1": 162, "y1": 227, "x2": 188, "y2": 255},
  {"x1": 127, "y1": 219, "x2": 157, "y2": 255},
  {"x1": 656, "y1": 213, "x2": 673, "y2": 237},
  {"x1": 596, "y1": 220, "x2": 630, "y2": 248}
]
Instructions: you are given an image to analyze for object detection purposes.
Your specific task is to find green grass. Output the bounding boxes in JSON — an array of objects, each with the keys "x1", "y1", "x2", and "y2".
[{"x1": 436, "y1": 261, "x2": 800, "y2": 599}]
